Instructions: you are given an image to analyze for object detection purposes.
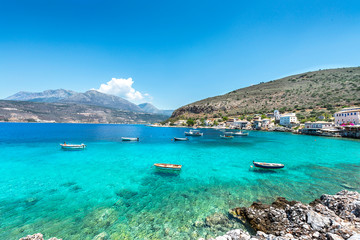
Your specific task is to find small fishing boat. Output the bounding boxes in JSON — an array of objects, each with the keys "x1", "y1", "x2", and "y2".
[
  {"x1": 253, "y1": 161, "x2": 284, "y2": 169},
  {"x1": 185, "y1": 129, "x2": 203, "y2": 136},
  {"x1": 174, "y1": 137, "x2": 189, "y2": 141},
  {"x1": 60, "y1": 143, "x2": 86, "y2": 150},
  {"x1": 122, "y1": 137, "x2": 139, "y2": 141},
  {"x1": 220, "y1": 135, "x2": 234, "y2": 139},
  {"x1": 154, "y1": 163, "x2": 182, "y2": 171},
  {"x1": 233, "y1": 131, "x2": 249, "y2": 136}
]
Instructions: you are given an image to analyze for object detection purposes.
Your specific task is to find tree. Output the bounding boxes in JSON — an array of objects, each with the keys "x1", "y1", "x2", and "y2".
[{"x1": 186, "y1": 119, "x2": 195, "y2": 126}]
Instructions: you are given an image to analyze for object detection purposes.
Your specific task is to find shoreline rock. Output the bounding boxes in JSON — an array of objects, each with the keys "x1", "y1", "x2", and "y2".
[
  {"x1": 19, "y1": 190, "x2": 360, "y2": 240},
  {"x1": 203, "y1": 190, "x2": 360, "y2": 240},
  {"x1": 19, "y1": 233, "x2": 62, "y2": 240}
]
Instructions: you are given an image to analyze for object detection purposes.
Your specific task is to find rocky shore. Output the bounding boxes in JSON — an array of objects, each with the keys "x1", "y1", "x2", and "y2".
[
  {"x1": 19, "y1": 233, "x2": 61, "y2": 240},
  {"x1": 19, "y1": 190, "x2": 360, "y2": 240},
  {"x1": 203, "y1": 190, "x2": 360, "y2": 240}
]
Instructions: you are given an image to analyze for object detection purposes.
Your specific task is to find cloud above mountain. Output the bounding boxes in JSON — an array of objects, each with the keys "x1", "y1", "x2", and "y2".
[{"x1": 96, "y1": 78, "x2": 149, "y2": 101}]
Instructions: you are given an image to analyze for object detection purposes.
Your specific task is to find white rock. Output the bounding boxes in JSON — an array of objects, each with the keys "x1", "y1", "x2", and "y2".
[
  {"x1": 306, "y1": 210, "x2": 330, "y2": 231},
  {"x1": 326, "y1": 233, "x2": 344, "y2": 240},
  {"x1": 348, "y1": 234, "x2": 360, "y2": 240},
  {"x1": 312, "y1": 232, "x2": 320, "y2": 238}
]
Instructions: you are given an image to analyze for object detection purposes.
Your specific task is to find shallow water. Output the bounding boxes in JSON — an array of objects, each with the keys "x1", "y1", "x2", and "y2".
[{"x1": 0, "y1": 123, "x2": 359, "y2": 239}]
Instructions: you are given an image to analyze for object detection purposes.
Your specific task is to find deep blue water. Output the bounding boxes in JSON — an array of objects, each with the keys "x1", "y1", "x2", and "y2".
[{"x1": 0, "y1": 123, "x2": 359, "y2": 239}]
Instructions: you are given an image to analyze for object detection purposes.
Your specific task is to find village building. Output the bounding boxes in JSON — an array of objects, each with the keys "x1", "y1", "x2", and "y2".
[
  {"x1": 304, "y1": 121, "x2": 334, "y2": 129},
  {"x1": 204, "y1": 119, "x2": 213, "y2": 126},
  {"x1": 174, "y1": 120, "x2": 187, "y2": 126},
  {"x1": 279, "y1": 113, "x2": 298, "y2": 127},
  {"x1": 334, "y1": 107, "x2": 360, "y2": 125},
  {"x1": 261, "y1": 119, "x2": 271, "y2": 128}
]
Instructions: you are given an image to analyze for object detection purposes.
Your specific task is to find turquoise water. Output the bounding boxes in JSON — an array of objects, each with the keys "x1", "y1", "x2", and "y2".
[{"x1": 0, "y1": 123, "x2": 359, "y2": 239}]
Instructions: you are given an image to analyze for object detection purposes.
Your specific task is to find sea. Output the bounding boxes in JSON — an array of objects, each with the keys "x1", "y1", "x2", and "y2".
[{"x1": 0, "y1": 123, "x2": 359, "y2": 239}]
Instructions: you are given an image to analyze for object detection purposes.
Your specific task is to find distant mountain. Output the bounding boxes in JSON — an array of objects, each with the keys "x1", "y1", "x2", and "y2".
[
  {"x1": 138, "y1": 103, "x2": 173, "y2": 116},
  {"x1": 171, "y1": 67, "x2": 360, "y2": 119},
  {"x1": 4, "y1": 89, "x2": 172, "y2": 117},
  {"x1": 0, "y1": 100, "x2": 167, "y2": 124},
  {"x1": 5, "y1": 89, "x2": 77, "y2": 102},
  {"x1": 60, "y1": 90, "x2": 142, "y2": 112},
  {"x1": 5, "y1": 89, "x2": 142, "y2": 112}
]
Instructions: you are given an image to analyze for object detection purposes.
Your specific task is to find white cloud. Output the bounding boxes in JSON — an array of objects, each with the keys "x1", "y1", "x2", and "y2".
[{"x1": 96, "y1": 77, "x2": 149, "y2": 101}]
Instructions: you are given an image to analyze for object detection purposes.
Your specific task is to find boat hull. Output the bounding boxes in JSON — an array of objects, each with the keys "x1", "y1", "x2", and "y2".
[
  {"x1": 174, "y1": 138, "x2": 188, "y2": 141},
  {"x1": 184, "y1": 133, "x2": 203, "y2": 136},
  {"x1": 122, "y1": 137, "x2": 139, "y2": 141},
  {"x1": 220, "y1": 135, "x2": 234, "y2": 139},
  {"x1": 233, "y1": 132, "x2": 249, "y2": 136},
  {"x1": 154, "y1": 163, "x2": 182, "y2": 171},
  {"x1": 60, "y1": 144, "x2": 86, "y2": 150},
  {"x1": 253, "y1": 161, "x2": 284, "y2": 169}
]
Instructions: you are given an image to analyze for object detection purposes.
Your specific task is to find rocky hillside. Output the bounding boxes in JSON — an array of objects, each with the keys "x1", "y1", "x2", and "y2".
[
  {"x1": 0, "y1": 100, "x2": 167, "y2": 124},
  {"x1": 171, "y1": 67, "x2": 360, "y2": 119}
]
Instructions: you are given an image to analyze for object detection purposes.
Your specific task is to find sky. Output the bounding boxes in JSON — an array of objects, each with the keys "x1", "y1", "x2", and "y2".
[{"x1": 1, "y1": 1, "x2": 360, "y2": 109}]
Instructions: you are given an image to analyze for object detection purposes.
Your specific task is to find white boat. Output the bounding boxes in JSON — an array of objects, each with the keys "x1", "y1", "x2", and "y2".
[
  {"x1": 60, "y1": 143, "x2": 86, "y2": 150},
  {"x1": 184, "y1": 129, "x2": 203, "y2": 136},
  {"x1": 122, "y1": 137, "x2": 139, "y2": 141},
  {"x1": 220, "y1": 135, "x2": 234, "y2": 139},
  {"x1": 233, "y1": 131, "x2": 249, "y2": 136}
]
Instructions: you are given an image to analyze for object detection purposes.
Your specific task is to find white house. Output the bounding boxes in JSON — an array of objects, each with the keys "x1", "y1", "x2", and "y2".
[
  {"x1": 334, "y1": 107, "x2": 360, "y2": 125},
  {"x1": 279, "y1": 113, "x2": 298, "y2": 127},
  {"x1": 274, "y1": 110, "x2": 281, "y2": 121},
  {"x1": 304, "y1": 121, "x2": 334, "y2": 129},
  {"x1": 228, "y1": 120, "x2": 250, "y2": 129},
  {"x1": 261, "y1": 119, "x2": 271, "y2": 128},
  {"x1": 204, "y1": 119, "x2": 212, "y2": 126},
  {"x1": 174, "y1": 120, "x2": 187, "y2": 126}
]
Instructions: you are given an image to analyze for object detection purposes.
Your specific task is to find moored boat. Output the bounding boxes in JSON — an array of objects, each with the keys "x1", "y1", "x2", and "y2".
[
  {"x1": 174, "y1": 137, "x2": 189, "y2": 141},
  {"x1": 60, "y1": 143, "x2": 86, "y2": 150},
  {"x1": 253, "y1": 161, "x2": 284, "y2": 169},
  {"x1": 233, "y1": 131, "x2": 249, "y2": 136},
  {"x1": 220, "y1": 135, "x2": 234, "y2": 139},
  {"x1": 122, "y1": 137, "x2": 139, "y2": 141},
  {"x1": 154, "y1": 163, "x2": 182, "y2": 170},
  {"x1": 184, "y1": 129, "x2": 203, "y2": 136}
]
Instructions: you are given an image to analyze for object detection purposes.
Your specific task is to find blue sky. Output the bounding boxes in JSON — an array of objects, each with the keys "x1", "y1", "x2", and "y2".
[{"x1": 1, "y1": 1, "x2": 360, "y2": 109}]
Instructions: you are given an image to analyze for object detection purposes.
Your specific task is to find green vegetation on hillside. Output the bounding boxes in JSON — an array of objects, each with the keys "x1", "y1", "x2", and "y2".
[{"x1": 171, "y1": 67, "x2": 360, "y2": 119}]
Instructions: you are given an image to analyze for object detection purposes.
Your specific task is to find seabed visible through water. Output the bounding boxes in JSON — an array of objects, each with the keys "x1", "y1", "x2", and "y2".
[{"x1": 0, "y1": 123, "x2": 359, "y2": 239}]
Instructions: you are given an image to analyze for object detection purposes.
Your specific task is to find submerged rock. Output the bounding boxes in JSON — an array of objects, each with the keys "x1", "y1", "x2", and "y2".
[
  {"x1": 92, "y1": 231, "x2": 109, "y2": 240},
  {"x1": 205, "y1": 212, "x2": 232, "y2": 228},
  {"x1": 205, "y1": 190, "x2": 360, "y2": 240},
  {"x1": 19, "y1": 233, "x2": 62, "y2": 240}
]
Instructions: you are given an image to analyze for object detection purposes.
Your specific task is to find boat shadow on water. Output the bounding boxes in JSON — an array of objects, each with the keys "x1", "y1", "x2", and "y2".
[
  {"x1": 152, "y1": 169, "x2": 182, "y2": 177},
  {"x1": 250, "y1": 168, "x2": 285, "y2": 174}
]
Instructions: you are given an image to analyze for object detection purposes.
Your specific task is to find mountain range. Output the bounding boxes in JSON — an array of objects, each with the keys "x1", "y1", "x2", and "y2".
[
  {"x1": 5, "y1": 89, "x2": 173, "y2": 116},
  {"x1": 0, "y1": 100, "x2": 167, "y2": 124},
  {"x1": 171, "y1": 67, "x2": 360, "y2": 119},
  {"x1": 2, "y1": 89, "x2": 173, "y2": 123}
]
